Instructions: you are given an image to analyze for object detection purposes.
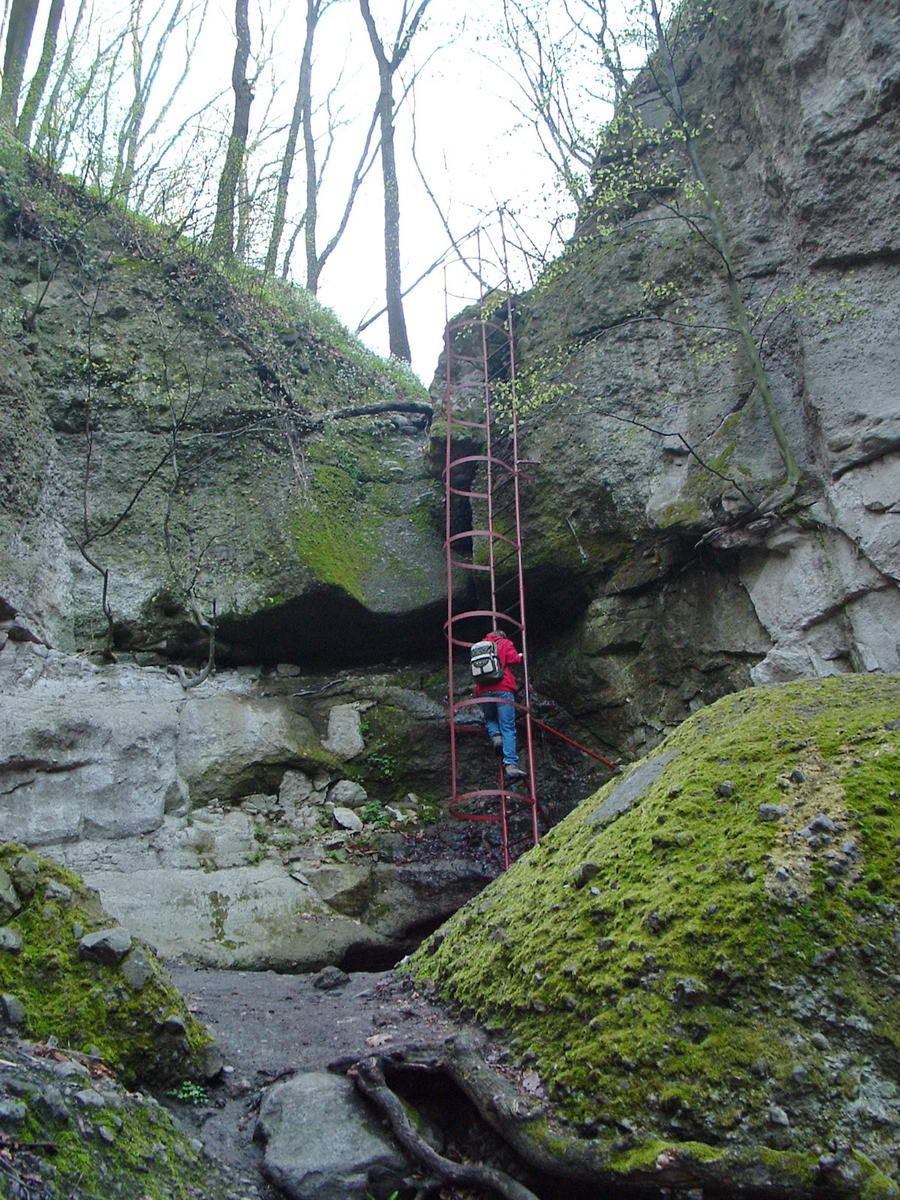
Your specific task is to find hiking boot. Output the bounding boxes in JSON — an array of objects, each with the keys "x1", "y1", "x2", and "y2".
[
  {"x1": 490, "y1": 735, "x2": 503, "y2": 749},
  {"x1": 504, "y1": 764, "x2": 526, "y2": 780}
]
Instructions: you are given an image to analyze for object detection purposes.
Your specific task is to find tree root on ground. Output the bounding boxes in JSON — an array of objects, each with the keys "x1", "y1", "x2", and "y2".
[{"x1": 350, "y1": 1054, "x2": 540, "y2": 1200}]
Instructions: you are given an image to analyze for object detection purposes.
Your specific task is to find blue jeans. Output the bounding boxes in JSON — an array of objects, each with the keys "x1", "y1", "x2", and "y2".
[{"x1": 480, "y1": 691, "x2": 517, "y2": 766}]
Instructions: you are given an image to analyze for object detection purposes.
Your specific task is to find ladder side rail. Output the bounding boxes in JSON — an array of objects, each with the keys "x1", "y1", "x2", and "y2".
[
  {"x1": 443, "y1": 303, "x2": 461, "y2": 811},
  {"x1": 479, "y1": 316, "x2": 499, "y2": 626},
  {"x1": 502, "y1": 266, "x2": 540, "y2": 846},
  {"x1": 497, "y1": 759, "x2": 511, "y2": 870}
]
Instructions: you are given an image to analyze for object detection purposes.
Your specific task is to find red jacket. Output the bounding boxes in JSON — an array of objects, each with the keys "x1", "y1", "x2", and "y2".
[{"x1": 474, "y1": 633, "x2": 522, "y2": 696}]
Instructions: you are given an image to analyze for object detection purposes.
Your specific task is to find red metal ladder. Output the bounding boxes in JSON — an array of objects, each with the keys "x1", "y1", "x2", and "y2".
[{"x1": 442, "y1": 294, "x2": 540, "y2": 870}]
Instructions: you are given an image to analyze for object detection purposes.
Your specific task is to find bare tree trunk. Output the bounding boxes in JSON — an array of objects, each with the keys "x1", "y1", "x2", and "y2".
[
  {"x1": 210, "y1": 0, "x2": 252, "y2": 260},
  {"x1": 265, "y1": 0, "x2": 319, "y2": 277},
  {"x1": 0, "y1": 0, "x2": 40, "y2": 131},
  {"x1": 235, "y1": 161, "x2": 250, "y2": 257},
  {"x1": 32, "y1": 0, "x2": 87, "y2": 157},
  {"x1": 357, "y1": 0, "x2": 432, "y2": 363},
  {"x1": 373, "y1": 59, "x2": 409, "y2": 359},
  {"x1": 301, "y1": 0, "x2": 319, "y2": 293},
  {"x1": 0, "y1": 0, "x2": 13, "y2": 61},
  {"x1": 15, "y1": 0, "x2": 64, "y2": 144}
]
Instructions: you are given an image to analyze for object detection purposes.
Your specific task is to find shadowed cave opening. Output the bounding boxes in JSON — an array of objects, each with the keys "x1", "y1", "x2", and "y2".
[
  {"x1": 212, "y1": 563, "x2": 596, "y2": 669},
  {"x1": 341, "y1": 912, "x2": 451, "y2": 973}
]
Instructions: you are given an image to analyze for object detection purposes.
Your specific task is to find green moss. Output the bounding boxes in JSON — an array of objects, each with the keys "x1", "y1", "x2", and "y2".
[
  {"x1": 289, "y1": 426, "x2": 438, "y2": 605},
  {"x1": 0, "y1": 845, "x2": 214, "y2": 1085},
  {"x1": 655, "y1": 497, "x2": 707, "y2": 528},
  {"x1": 289, "y1": 460, "x2": 384, "y2": 601},
  {"x1": 351, "y1": 703, "x2": 422, "y2": 801},
  {"x1": 855, "y1": 1152, "x2": 900, "y2": 1200},
  {"x1": 408, "y1": 675, "x2": 900, "y2": 1186},
  {"x1": 21, "y1": 1086, "x2": 229, "y2": 1199},
  {"x1": 609, "y1": 1138, "x2": 723, "y2": 1173},
  {"x1": 0, "y1": 129, "x2": 28, "y2": 173}
]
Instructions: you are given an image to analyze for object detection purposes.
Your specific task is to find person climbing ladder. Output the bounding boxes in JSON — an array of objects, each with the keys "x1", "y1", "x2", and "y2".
[{"x1": 472, "y1": 627, "x2": 527, "y2": 782}]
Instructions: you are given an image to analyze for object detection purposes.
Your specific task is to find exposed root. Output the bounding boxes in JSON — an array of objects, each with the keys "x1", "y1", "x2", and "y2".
[{"x1": 350, "y1": 1054, "x2": 540, "y2": 1200}]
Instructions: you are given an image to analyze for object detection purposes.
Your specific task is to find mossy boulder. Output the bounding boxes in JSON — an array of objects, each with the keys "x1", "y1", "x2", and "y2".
[
  {"x1": 0, "y1": 1037, "x2": 235, "y2": 1200},
  {"x1": 409, "y1": 674, "x2": 900, "y2": 1197},
  {"x1": 0, "y1": 844, "x2": 219, "y2": 1086}
]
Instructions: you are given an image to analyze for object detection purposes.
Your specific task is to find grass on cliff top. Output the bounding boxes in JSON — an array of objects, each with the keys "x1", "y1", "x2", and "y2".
[
  {"x1": 0, "y1": 845, "x2": 214, "y2": 1086},
  {"x1": 0, "y1": 129, "x2": 426, "y2": 407},
  {"x1": 408, "y1": 674, "x2": 900, "y2": 1192}
]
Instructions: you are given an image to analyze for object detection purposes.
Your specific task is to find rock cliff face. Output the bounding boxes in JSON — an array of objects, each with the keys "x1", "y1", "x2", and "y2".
[
  {"x1": 475, "y1": 0, "x2": 900, "y2": 757},
  {"x1": 0, "y1": 631, "x2": 595, "y2": 968},
  {"x1": 0, "y1": 145, "x2": 444, "y2": 663}
]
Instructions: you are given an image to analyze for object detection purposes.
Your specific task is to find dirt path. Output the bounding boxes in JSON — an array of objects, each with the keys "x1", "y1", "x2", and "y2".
[{"x1": 165, "y1": 964, "x2": 457, "y2": 1197}]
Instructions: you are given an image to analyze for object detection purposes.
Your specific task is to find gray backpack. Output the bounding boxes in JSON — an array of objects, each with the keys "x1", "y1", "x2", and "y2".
[{"x1": 470, "y1": 639, "x2": 503, "y2": 682}]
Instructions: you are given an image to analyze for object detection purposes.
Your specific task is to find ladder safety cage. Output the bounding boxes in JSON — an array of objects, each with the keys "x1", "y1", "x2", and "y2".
[{"x1": 442, "y1": 278, "x2": 540, "y2": 870}]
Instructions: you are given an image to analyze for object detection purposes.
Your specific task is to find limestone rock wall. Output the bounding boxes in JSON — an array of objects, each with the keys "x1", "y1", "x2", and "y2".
[
  {"x1": 0, "y1": 634, "x2": 597, "y2": 968},
  {"x1": 0, "y1": 156, "x2": 444, "y2": 661},
  {"x1": 478, "y1": 0, "x2": 900, "y2": 757}
]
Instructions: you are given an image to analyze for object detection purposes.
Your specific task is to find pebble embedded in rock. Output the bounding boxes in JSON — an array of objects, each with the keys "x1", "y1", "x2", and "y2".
[
  {"x1": 121, "y1": 945, "x2": 154, "y2": 990},
  {"x1": 671, "y1": 977, "x2": 708, "y2": 1008},
  {"x1": 322, "y1": 704, "x2": 365, "y2": 760},
  {"x1": 573, "y1": 861, "x2": 601, "y2": 887},
  {"x1": 78, "y1": 926, "x2": 133, "y2": 964},
  {"x1": 327, "y1": 780, "x2": 368, "y2": 809},
  {"x1": 1, "y1": 993, "x2": 26, "y2": 1027},
  {"x1": 52, "y1": 1059, "x2": 91, "y2": 1080},
  {"x1": 716, "y1": 781, "x2": 735, "y2": 798},
  {"x1": 0, "y1": 869, "x2": 21, "y2": 922},
  {"x1": 808, "y1": 813, "x2": 836, "y2": 834},
  {"x1": 645, "y1": 910, "x2": 663, "y2": 933},
  {"x1": 0, "y1": 926, "x2": 23, "y2": 952},
  {"x1": 9, "y1": 856, "x2": 40, "y2": 896},
  {"x1": 46, "y1": 880, "x2": 73, "y2": 903},
  {"x1": 0, "y1": 1099, "x2": 27, "y2": 1124},
  {"x1": 38, "y1": 1085, "x2": 68, "y2": 1121}
]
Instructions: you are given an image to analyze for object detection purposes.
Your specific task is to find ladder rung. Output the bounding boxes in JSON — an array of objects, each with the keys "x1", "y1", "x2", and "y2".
[{"x1": 449, "y1": 558, "x2": 491, "y2": 572}]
